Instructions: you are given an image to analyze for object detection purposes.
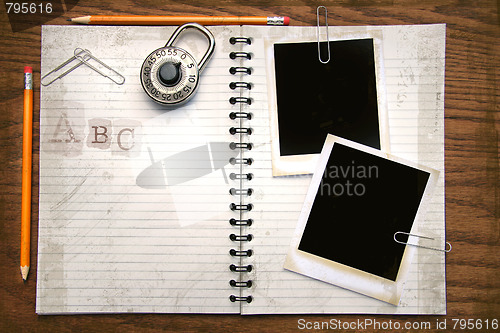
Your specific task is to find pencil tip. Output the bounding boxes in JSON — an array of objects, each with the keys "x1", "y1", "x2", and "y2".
[
  {"x1": 67, "y1": 19, "x2": 72, "y2": 22},
  {"x1": 21, "y1": 266, "x2": 29, "y2": 281}
]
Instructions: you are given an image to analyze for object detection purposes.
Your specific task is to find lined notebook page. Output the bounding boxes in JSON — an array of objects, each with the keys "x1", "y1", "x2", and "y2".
[
  {"x1": 242, "y1": 24, "x2": 446, "y2": 314},
  {"x1": 37, "y1": 26, "x2": 241, "y2": 314}
]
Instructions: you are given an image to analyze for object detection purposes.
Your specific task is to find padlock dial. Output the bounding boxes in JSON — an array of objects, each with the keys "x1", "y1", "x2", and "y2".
[
  {"x1": 140, "y1": 23, "x2": 215, "y2": 107},
  {"x1": 140, "y1": 46, "x2": 199, "y2": 106},
  {"x1": 158, "y1": 62, "x2": 182, "y2": 87}
]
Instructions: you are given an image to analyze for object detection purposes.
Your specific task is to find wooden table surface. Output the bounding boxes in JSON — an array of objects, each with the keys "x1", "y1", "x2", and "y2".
[{"x1": 1, "y1": 1, "x2": 498, "y2": 332}]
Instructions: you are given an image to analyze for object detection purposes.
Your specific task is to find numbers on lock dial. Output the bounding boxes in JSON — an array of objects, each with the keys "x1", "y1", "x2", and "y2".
[{"x1": 140, "y1": 47, "x2": 199, "y2": 105}]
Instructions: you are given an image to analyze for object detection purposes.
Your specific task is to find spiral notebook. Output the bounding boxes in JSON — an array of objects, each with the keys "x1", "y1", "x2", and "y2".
[{"x1": 37, "y1": 23, "x2": 446, "y2": 314}]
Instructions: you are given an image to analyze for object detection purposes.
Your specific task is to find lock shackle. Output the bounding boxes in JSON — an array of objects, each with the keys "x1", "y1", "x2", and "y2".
[{"x1": 165, "y1": 23, "x2": 215, "y2": 73}]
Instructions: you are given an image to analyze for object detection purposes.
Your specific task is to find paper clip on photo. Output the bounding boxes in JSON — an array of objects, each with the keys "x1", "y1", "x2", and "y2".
[
  {"x1": 41, "y1": 48, "x2": 125, "y2": 86},
  {"x1": 394, "y1": 231, "x2": 452, "y2": 253},
  {"x1": 316, "y1": 6, "x2": 330, "y2": 64}
]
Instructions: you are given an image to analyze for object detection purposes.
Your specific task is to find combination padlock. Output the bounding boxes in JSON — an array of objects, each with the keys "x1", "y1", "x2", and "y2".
[{"x1": 140, "y1": 23, "x2": 216, "y2": 106}]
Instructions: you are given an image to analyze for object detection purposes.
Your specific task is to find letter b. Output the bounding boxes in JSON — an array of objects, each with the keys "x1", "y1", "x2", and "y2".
[{"x1": 87, "y1": 118, "x2": 112, "y2": 150}]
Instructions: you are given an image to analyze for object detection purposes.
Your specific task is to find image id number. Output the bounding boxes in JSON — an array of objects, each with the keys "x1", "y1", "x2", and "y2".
[
  {"x1": 5, "y1": 2, "x2": 53, "y2": 14},
  {"x1": 452, "y1": 318, "x2": 498, "y2": 330}
]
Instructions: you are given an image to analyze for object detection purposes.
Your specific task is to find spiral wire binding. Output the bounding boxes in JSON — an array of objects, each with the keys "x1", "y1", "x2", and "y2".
[
  {"x1": 230, "y1": 280, "x2": 253, "y2": 287},
  {"x1": 230, "y1": 203, "x2": 253, "y2": 212},
  {"x1": 229, "y1": 37, "x2": 252, "y2": 45},
  {"x1": 230, "y1": 52, "x2": 252, "y2": 60},
  {"x1": 229, "y1": 111, "x2": 252, "y2": 120},
  {"x1": 230, "y1": 188, "x2": 253, "y2": 196},
  {"x1": 229, "y1": 157, "x2": 253, "y2": 165},
  {"x1": 229, "y1": 97, "x2": 252, "y2": 105},
  {"x1": 229, "y1": 82, "x2": 252, "y2": 90},
  {"x1": 229, "y1": 218, "x2": 253, "y2": 226},
  {"x1": 229, "y1": 142, "x2": 253, "y2": 150},
  {"x1": 229, "y1": 173, "x2": 253, "y2": 181},
  {"x1": 229, "y1": 67, "x2": 252, "y2": 75},
  {"x1": 228, "y1": 35, "x2": 253, "y2": 304}
]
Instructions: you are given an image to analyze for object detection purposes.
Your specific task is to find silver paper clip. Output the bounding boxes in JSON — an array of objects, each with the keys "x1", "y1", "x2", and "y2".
[
  {"x1": 394, "y1": 231, "x2": 452, "y2": 253},
  {"x1": 74, "y1": 48, "x2": 125, "y2": 85},
  {"x1": 316, "y1": 6, "x2": 331, "y2": 64},
  {"x1": 41, "y1": 48, "x2": 125, "y2": 86},
  {"x1": 41, "y1": 48, "x2": 90, "y2": 86}
]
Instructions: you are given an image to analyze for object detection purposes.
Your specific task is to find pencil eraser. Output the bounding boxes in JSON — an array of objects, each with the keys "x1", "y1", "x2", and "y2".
[
  {"x1": 284, "y1": 16, "x2": 290, "y2": 25},
  {"x1": 24, "y1": 66, "x2": 32, "y2": 73}
]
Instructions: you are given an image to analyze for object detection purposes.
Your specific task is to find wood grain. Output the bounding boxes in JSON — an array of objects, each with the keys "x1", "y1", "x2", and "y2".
[{"x1": 1, "y1": 1, "x2": 498, "y2": 332}]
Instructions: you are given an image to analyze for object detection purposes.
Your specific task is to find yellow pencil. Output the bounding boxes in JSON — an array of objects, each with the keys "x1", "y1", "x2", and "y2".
[
  {"x1": 21, "y1": 66, "x2": 33, "y2": 281},
  {"x1": 68, "y1": 15, "x2": 290, "y2": 26}
]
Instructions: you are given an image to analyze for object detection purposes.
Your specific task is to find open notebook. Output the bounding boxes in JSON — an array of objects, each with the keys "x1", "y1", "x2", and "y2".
[{"x1": 37, "y1": 23, "x2": 446, "y2": 314}]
